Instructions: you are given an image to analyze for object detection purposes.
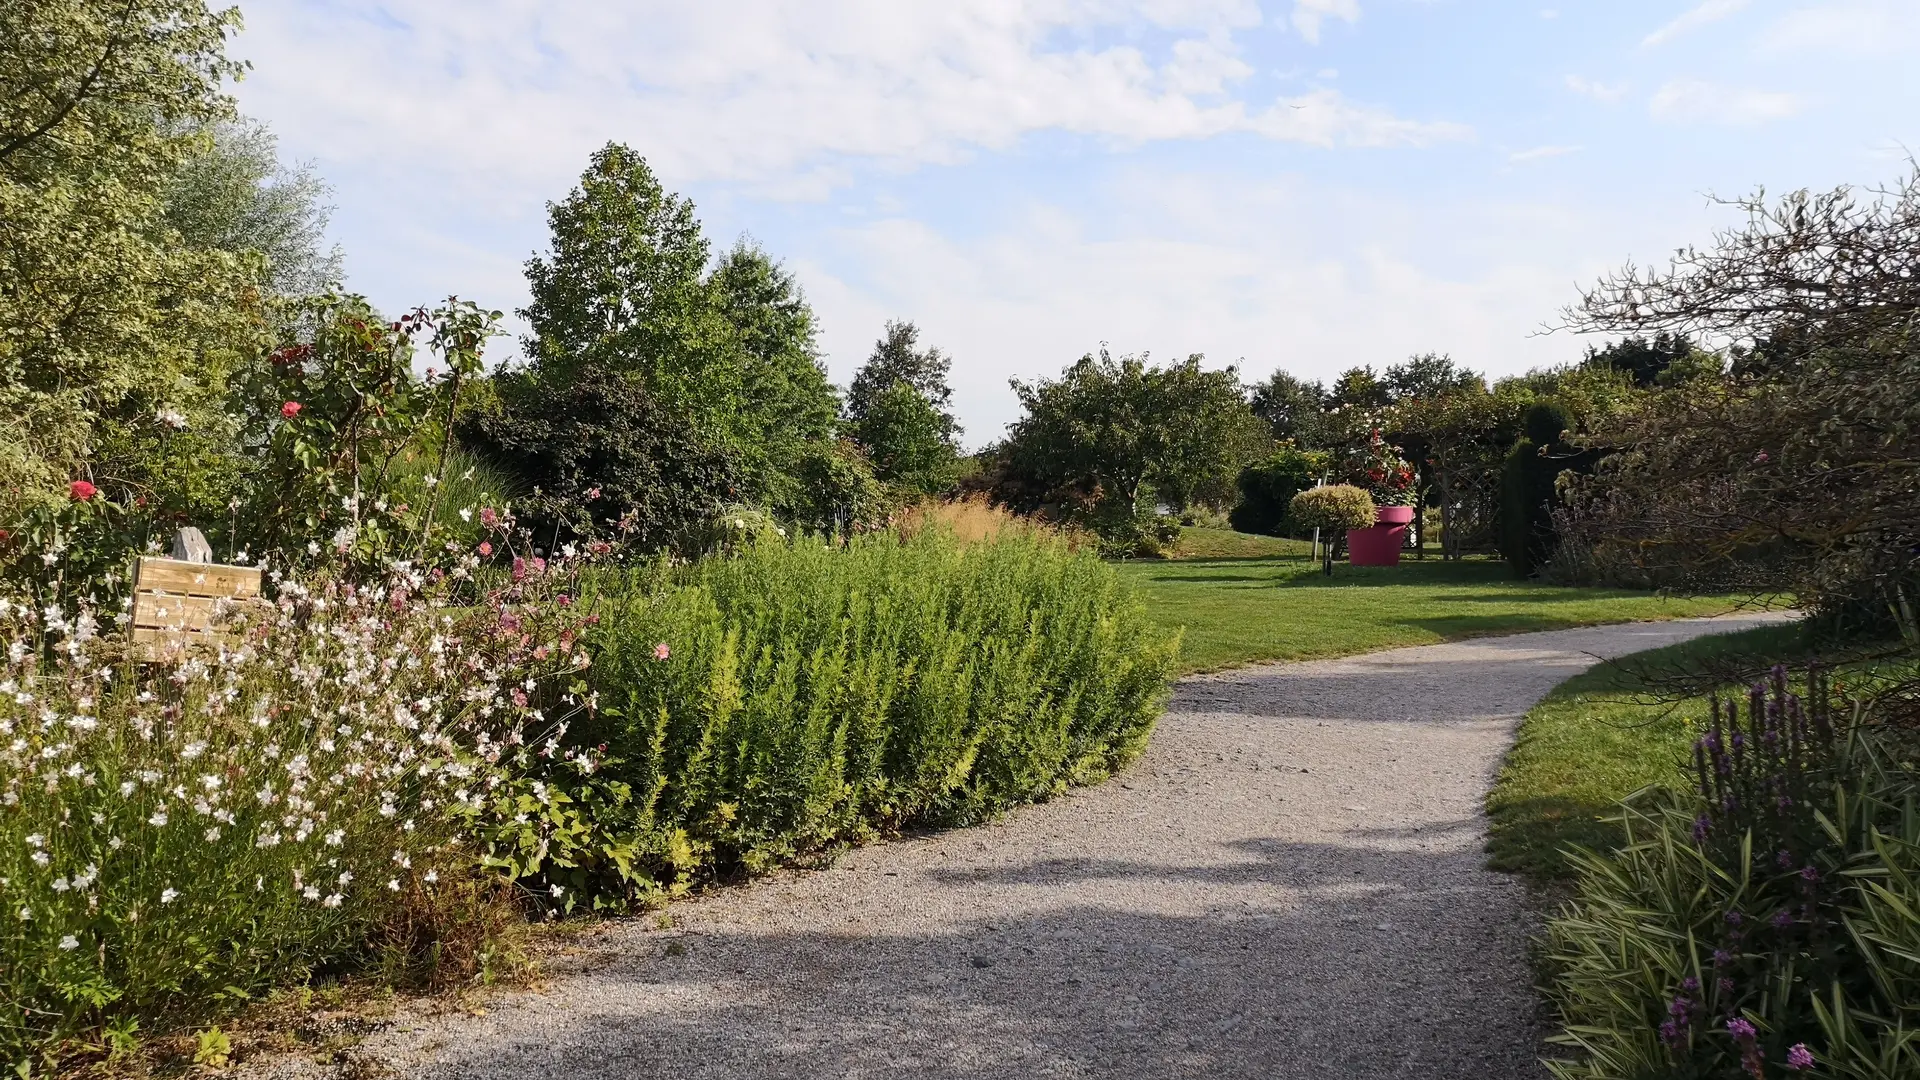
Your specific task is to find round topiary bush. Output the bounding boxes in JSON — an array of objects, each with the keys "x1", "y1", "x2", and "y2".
[
  {"x1": 1288, "y1": 484, "x2": 1377, "y2": 575},
  {"x1": 1287, "y1": 484, "x2": 1377, "y2": 532}
]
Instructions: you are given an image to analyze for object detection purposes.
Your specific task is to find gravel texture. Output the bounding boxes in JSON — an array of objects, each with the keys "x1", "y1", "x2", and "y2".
[{"x1": 256, "y1": 612, "x2": 1791, "y2": 1080}]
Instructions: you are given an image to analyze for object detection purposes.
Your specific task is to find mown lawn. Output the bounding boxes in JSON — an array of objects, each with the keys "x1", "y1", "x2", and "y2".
[
  {"x1": 1484, "y1": 622, "x2": 1813, "y2": 883},
  {"x1": 1117, "y1": 530, "x2": 1764, "y2": 675}
]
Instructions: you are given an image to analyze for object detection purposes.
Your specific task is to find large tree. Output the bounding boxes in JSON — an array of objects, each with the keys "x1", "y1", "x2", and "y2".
[
  {"x1": 846, "y1": 321, "x2": 958, "y2": 432},
  {"x1": 845, "y1": 320, "x2": 962, "y2": 494},
  {"x1": 999, "y1": 350, "x2": 1265, "y2": 520},
  {"x1": 1384, "y1": 352, "x2": 1483, "y2": 401},
  {"x1": 1, "y1": 0, "x2": 261, "y2": 518},
  {"x1": 163, "y1": 117, "x2": 343, "y2": 298},
  {"x1": 518, "y1": 144, "x2": 840, "y2": 503},
  {"x1": 1556, "y1": 172, "x2": 1920, "y2": 632},
  {"x1": 706, "y1": 239, "x2": 840, "y2": 492},
  {"x1": 521, "y1": 143, "x2": 715, "y2": 394},
  {"x1": 1247, "y1": 370, "x2": 1328, "y2": 447}
]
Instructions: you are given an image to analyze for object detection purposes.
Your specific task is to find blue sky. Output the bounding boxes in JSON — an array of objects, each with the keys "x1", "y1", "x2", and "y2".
[{"x1": 231, "y1": 0, "x2": 1919, "y2": 445}]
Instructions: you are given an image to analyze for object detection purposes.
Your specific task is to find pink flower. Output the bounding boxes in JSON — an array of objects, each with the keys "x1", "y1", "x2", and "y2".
[
  {"x1": 68, "y1": 480, "x2": 98, "y2": 502},
  {"x1": 586, "y1": 487, "x2": 602, "y2": 501},
  {"x1": 281, "y1": 401, "x2": 302, "y2": 419},
  {"x1": 512, "y1": 556, "x2": 528, "y2": 581},
  {"x1": 478, "y1": 541, "x2": 493, "y2": 557},
  {"x1": 653, "y1": 643, "x2": 671, "y2": 661},
  {"x1": 1786, "y1": 1044, "x2": 1814, "y2": 1071},
  {"x1": 479, "y1": 507, "x2": 499, "y2": 529},
  {"x1": 1754, "y1": 450, "x2": 1769, "y2": 464},
  {"x1": 511, "y1": 689, "x2": 529, "y2": 708}
]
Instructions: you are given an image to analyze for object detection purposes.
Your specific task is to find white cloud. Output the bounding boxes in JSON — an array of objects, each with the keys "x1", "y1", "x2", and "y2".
[
  {"x1": 1641, "y1": 0, "x2": 1750, "y2": 48},
  {"x1": 1564, "y1": 75, "x2": 1628, "y2": 102},
  {"x1": 1755, "y1": 0, "x2": 1920, "y2": 56},
  {"x1": 1649, "y1": 80, "x2": 1802, "y2": 125},
  {"x1": 235, "y1": 0, "x2": 1444, "y2": 207},
  {"x1": 1509, "y1": 145, "x2": 1581, "y2": 163},
  {"x1": 798, "y1": 172, "x2": 1686, "y2": 441},
  {"x1": 1290, "y1": 0, "x2": 1362, "y2": 45}
]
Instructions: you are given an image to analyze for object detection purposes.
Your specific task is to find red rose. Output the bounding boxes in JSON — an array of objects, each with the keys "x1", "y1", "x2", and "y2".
[
  {"x1": 281, "y1": 401, "x2": 302, "y2": 419},
  {"x1": 68, "y1": 480, "x2": 98, "y2": 501}
]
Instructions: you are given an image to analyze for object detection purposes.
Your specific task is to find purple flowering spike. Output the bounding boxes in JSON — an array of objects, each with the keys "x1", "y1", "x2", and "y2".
[
  {"x1": 1728, "y1": 1017, "x2": 1757, "y2": 1043},
  {"x1": 1786, "y1": 1043, "x2": 1814, "y2": 1070}
]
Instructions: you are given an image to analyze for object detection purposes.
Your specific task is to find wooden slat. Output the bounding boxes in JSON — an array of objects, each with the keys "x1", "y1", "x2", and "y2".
[
  {"x1": 129, "y1": 556, "x2": 265, "y2": 663},
  {"x1": 133, "y1": 557, "x2": 260, "y2": 599},
  {"x1": 131, "y1": 592, "x2": 244, "y2": 632}
]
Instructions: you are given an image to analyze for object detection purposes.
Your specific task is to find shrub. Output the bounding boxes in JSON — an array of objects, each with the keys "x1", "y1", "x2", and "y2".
[
  {"x1": 1228, "y1": 446, "x2": 1325, "y2": 537},
  {"x1": 457, "y1": 367, "x2": 740, "y2": 552},
  {"x1": 0, "y1": 527, "x2": 598, "y2": 1064},
  {"x1": 1541, "y1": 668, "x2": 1920, "y2": 1080},
  {"x1": 772, "y1": 439, "x2": 893, "y2": 536},
  {"x1": 1084, "y1": 500, "x2": 1183, "y2": 559},
  {"x1": 1288, "y1": 484, "x2": 1375, "y2": 533},
  {"x1": 569, "y1": 529, "x2": 1178, "y2": 886}
]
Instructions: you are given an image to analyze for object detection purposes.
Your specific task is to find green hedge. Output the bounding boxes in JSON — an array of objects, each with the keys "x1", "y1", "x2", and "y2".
[{"x1": 576, "y1": 528, "x2": 1180, "y2": 884}]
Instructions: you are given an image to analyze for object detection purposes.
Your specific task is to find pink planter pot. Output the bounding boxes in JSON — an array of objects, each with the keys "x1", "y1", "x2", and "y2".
[{"x1": 1346, "y1": 505, "x2": 1413, "y2": 567}]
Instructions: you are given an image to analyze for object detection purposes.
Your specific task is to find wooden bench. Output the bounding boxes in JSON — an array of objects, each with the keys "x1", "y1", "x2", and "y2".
[{"x1": 129, "y1": 556, "x2": 264, "y2": 661}]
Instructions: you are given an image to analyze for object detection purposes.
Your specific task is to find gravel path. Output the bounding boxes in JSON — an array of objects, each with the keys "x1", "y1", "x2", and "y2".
[{"x1": 265, "y1": 613, "x2": 1791, "y2": 1080}]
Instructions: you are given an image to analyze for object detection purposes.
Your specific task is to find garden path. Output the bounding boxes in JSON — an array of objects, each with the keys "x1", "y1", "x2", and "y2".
[{"x1": 267, "y1": 612, "x2": 1792, "y2": 1080}]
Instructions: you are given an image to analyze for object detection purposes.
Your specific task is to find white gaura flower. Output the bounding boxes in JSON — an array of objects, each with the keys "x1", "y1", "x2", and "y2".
[
  {"x1": 458, "y1": 508, "x2": 473, "y2": 522},
  {"x1": 58, "y1": 935, "x2": 79, "y2": 951},
  {"x1": 160, "y1": 888, "x2": 179, "y2": 904},
  {"x1": 148, "y1": 811, "x2": 168, "y2": 827},
  {"x1": 322, "y1": 894, "x2": 343, "y2": 908}
]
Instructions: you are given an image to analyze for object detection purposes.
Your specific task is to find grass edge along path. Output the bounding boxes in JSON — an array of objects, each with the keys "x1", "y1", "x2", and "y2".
[
  {"x1": 1118, "y1": 538, "x2": 1771, "y2": 676},
  {"x1": 1484, "y1": 621, "x2": 1811, "y2": 884}
]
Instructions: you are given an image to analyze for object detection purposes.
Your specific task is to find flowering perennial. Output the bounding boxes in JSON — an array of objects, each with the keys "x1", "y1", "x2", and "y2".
[{"x1": 0, "y1": 523, "x2": 601, "y2": 1059}]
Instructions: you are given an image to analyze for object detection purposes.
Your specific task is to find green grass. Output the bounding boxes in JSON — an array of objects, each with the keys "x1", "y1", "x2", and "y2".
[
  {"x1": 1484, "y1": 622, "x2": 1813, "y2": 883},
  {"x1": 1117, "y1": 535, "x2": 1762, "y2": 675},
  {"x1": 1171, "y1": 526, "x2": 1313, "y2": 560}
]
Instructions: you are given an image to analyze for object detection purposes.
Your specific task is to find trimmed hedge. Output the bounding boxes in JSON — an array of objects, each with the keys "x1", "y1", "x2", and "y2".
[{"x1": 578, "y1": 528, "x2": 1180, "y2": 882}]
